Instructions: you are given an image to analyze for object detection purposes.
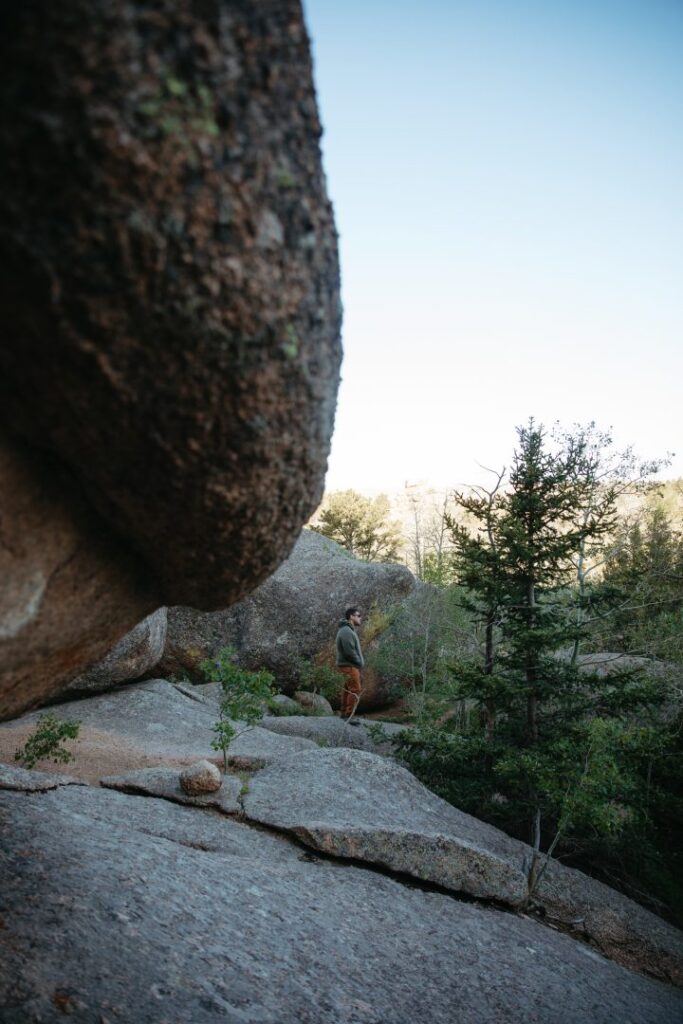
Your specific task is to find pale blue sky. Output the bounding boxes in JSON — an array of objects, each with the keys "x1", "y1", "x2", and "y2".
[{"x1": 303, "y1": 0, "x2": 683, "y2": 490}]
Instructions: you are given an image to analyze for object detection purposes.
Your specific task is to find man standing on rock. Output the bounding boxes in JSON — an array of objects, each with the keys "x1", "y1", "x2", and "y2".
[{"x1": 336, "y1": 607, "x2": 364, "y2": 723}]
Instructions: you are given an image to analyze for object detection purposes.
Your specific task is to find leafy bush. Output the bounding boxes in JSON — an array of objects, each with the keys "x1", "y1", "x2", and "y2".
[
  {"x1": 14, "y1": 714, "x2": 81, "y2": 770},
  {"x1": 297, "y1": 658, "x2": 341, "y2": 705},
  {"x1": 265, "y1": 698, "x2": 302, "y2": 717},
  {"x1": 362, "y1": 602, "x2": 395, "y2": 643},
  {"x1": 367, "y1": 586, "x2": 478, "y2": 722},
  {"x1": 201, "y1": 646, "x2": 275, "y2": 770}
]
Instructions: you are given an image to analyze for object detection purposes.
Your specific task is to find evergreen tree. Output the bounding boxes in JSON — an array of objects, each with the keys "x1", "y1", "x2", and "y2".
[
  {"x1": 603, "y1": 505, "x2": 683, "y2": 662},
  {"x1": 397, "y1": 421, "x2": 667, "y2": 897},
  {"x1": 310, "y1": 490, "x2": 403, "y2": 562}
]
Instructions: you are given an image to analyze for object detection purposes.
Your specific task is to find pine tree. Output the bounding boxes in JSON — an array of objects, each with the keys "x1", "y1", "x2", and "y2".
[
  {"x1": 397, "y1": 421, "x2": 667, "y2": 896},
  {"x1": 310, "y1": 490, "x2": 403, "y2": 562},
  {"x1": 603, "y1": 504, "x2": 683, "y2": 661}
]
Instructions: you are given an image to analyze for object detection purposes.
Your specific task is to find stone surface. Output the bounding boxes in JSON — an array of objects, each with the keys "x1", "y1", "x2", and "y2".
[
  {"x1": 243, "y1": 748, "x2": 683, "y2": 985},
  {"x1": 62, "y1": 609, "x2": 168, "y2": 697},
  {"x1": 101, "y1": 766, "x2": 241, "y2": 813},
  {"x1": 179, "y1": 759, "x2": 222, "y2": 795},
  {"x1": 293, "y1": 690, "x2": 334, "y2": 714},
  {"x1": 172, "y1": 681, "x2": 223, "y2": 707},
  {"x1": 268, "y1": 693, "x2": 301, "y2": 714},
  {"x1": 0, "y1": 763, "x2": 83, "y2": 792},
  {"x1": 160, "y1": 530, "x2": 416, "y2": 708},
  {"x1": 571, "y1": 652, "x2": 670, "y2": 677},
  {"x1": 0, "y1": 430, "x2": 157, "y2": 721},
  {"x1": 259, "y1": 714, "x2": 405, "y2": 754},
  {"x1": 536, "y1": 857, "x2": 683, "y2": 987},
  {"x1": 0, "y1": 0, "x2": 341, "y2": 716},
  {"x1": 0, "y1": 784, "x2": 680, "y2": 1024},
  {"x1": 245, "y1": 747, "x2": 530, "y2": 904},
  {"x1": 0, "y1": 680, "x2": 317, "y2": 778}
]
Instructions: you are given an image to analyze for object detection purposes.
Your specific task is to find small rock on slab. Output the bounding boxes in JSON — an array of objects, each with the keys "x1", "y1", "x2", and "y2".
[
  {"x1": 293, "y1": 691, "x2": 334, "y2": 714},
  {"x1": 101, "y1": 767, "x2": 242, "y2": 814},
  {"x1": 180, "y1": 760, "x2": 222, "y2": 795}
]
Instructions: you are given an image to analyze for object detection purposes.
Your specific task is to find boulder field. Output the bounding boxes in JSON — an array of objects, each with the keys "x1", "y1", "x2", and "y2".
[{"x1": 1, "y1": 679, "x2": 681, "y2": 1022}]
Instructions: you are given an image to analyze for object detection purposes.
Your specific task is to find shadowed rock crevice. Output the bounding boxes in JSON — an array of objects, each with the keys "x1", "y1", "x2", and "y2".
[{"x1": 61, "y1": 610, "x2": 169, "y2": 698}]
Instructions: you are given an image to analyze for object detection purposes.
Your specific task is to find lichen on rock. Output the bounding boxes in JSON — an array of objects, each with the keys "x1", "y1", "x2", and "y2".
[{"x1": 0, "y1": 0, "x2": 342, "y2": 716}]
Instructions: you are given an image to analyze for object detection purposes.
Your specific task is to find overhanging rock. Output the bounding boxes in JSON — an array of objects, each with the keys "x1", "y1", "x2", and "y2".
[{"x1": 0, "y1": 0, "x2": 342, "y2": 717}]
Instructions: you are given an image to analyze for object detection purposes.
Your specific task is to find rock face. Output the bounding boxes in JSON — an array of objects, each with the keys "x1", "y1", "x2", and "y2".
[
  {"x1": 0, "y1": 431, "x2": 158, "y2": 720},
  {"x1": 243, "y1": 748, "x2": 683, "y2": 986},
  {"x1": 1, "y1": 783, "x2": 681, "y2": 1024},
  {"x1": 0, "y1": 763, "x2": 83, "y2": 792},
  {"x1": 102, "y1": 765, "x2": 241, "y2": 814},
  {"x1": 62, "y1": 609, "x2": 168, "y2": 698},
  {"x1": 259, "y1": 714, "x2": 405, "y2": 754},
  {"x1": 1, "y1": 678, "x2": 682, "y2": 1016},
  {"x1": 0, "y1": 679, "x2": 318, "y2": 778},
  {"x1": 160, "y1": 530, "x2": 416, "y2": 708},
  {"x1": 0, "y1": 0, "x2": 341, "y2": 717},
  {"x1": 245, "y1": 747, "x2": 533, "y2": 905}
]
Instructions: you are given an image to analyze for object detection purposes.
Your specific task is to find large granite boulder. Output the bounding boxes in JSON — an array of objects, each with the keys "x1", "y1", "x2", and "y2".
[
  {"x1": 159, "y1": 530, "x2": 416, "y2": 709},
  {"x1": 0, "y1": 431, "x2": 158, "y2": 721},
  {"x1": 61, "y1": 609, "x2": 168, "y2": 697},
  {"x1": 1, "y1": 782, "x2": 680, "y2": 1023},
  {"x1": 0, "y1": 0, "x2": 341, "y2": 718}
]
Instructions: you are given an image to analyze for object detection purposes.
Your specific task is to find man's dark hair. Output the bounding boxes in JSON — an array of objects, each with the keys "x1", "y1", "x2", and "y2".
[{"x1": 345, "y1": 607, "x2": 359, "y2": 621}]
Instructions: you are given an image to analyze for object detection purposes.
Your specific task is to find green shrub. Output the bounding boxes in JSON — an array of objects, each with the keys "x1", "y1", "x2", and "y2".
[
  {"x1": 297, "y1": 658, "x2": 341, "y2": 704},
  {"x1": 265, "y1": 697, "x2": 301, "y2": 717},
  {"x1": 14, "y1": 714, "x2": 81, "y2": 770},
  {"x1": 201, "y1": 646, "x2": 275, "y2": 770}
]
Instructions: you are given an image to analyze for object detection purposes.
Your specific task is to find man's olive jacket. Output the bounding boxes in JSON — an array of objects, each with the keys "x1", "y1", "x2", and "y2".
[{"x1": 335, "y1": 619, "x2": 364, "y2": 668}]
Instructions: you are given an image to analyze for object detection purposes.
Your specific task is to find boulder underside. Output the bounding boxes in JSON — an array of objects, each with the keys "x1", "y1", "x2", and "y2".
[{"x1": 0, "y1": 0, "x2": 342, "y2": 717}]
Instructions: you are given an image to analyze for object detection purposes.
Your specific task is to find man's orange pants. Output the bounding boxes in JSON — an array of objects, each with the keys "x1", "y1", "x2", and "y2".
[{"x1": 338, "y1": 666, "x2": 362, "y2": 717}]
